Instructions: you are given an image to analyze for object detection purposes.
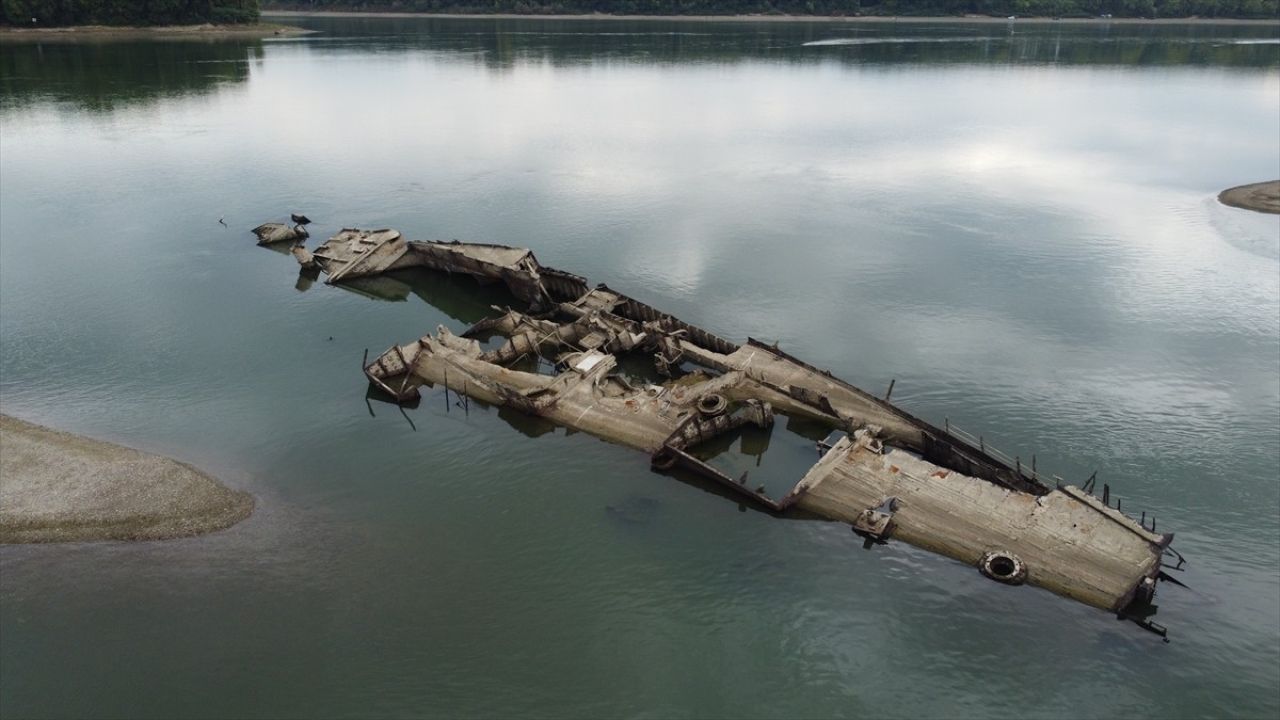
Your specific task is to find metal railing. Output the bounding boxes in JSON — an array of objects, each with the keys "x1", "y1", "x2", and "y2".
[
  {"x1": 942, "y1": 418, "x2": 1066, "y2": 488},
  {"x1": 942, "y1": 418, "x2": 1167, "y2": 537}
]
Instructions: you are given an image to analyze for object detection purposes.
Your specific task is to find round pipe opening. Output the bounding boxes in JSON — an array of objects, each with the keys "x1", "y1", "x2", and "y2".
[
  {"x1": 697, "y1": 393, "x2": 728, "y2": 417},
  {"x1": 979, "y1": 551, "x2": 1027, "y2": 585}
]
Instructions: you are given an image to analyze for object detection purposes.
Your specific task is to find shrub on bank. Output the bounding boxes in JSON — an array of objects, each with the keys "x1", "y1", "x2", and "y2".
[{"x1": 0, "y1": 1, "x2": 262, "y2": 27}]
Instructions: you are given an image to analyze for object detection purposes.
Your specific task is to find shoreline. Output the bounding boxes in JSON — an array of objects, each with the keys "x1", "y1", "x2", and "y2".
[
  {"x1": 1218, "y1": 180, "x2": 1280, "y2": 214},
  {"x1": 263, "y1": 10, "x2": 1280, "y2": 25},
  {"x1": 0, "y1": 414, "x2": 254, "y2": 543},
  {"x1": 0, "y1": 22, "x2": 312, "y2": 42}
]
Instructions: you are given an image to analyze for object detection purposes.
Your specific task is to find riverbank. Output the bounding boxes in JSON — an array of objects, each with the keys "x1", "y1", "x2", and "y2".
[
  {"x1": 263, "y1": 10, "x2": 1280, "y2": 25},
  {"x1": 1219, "y1": 180, "x2": 1280, "y2": 214},
  {"x1": 0, "y1": 414, "x2": 253, "y2": 543},
  {"x1": 0, "y1": 22, "x2": 311, "y2": 42}
]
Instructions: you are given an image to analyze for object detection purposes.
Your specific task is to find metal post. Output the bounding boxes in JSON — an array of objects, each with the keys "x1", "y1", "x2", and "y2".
[
  {"x1": 443, "y1": 368, "x2": 450, "y2": 412},
  {"x1": 884, "y1": 378, "x2": 896, "y2": 401}
]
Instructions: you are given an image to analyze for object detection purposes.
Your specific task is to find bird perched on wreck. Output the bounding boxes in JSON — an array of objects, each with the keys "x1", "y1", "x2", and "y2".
[{"x1": 291, "y1": 213, "x2": 312, "y2": 230}]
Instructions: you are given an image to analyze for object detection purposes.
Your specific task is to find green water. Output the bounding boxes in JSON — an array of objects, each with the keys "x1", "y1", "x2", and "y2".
[{"x1": 1, "y1": 15, "x2": 1278, "y2": 719}]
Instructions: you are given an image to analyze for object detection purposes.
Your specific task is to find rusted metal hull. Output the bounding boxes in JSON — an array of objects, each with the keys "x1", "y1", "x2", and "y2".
[
  {"x1": 796, "y1": 433, "x2": 1166, "y2": 612},
  {"x1": 265, "y1": 222, "x2": 1181, "y2": 635}
]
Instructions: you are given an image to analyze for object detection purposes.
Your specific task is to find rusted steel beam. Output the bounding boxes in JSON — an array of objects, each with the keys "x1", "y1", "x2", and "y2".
[{"x1": 651, "y1": 446, "x2": 783, "y2": 513}]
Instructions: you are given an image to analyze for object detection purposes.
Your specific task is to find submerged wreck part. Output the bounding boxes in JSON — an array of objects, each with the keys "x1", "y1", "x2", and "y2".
[
  {"x1": 272, "y1": 222, "x2": 1180, "y2": 633},
  {"x1": 368, "y1": 327, "x2": 775, "y2": 455},
  {"x1": 252, "y1": 222, "x2": 308, "y2": 245},
  {"x1": 365, "y1": 329, "x2": 786, "y2": 511},
  {"x1": 307, "y1": 229, "x2": 559, "y2": 305},
  {"x1": 796, "y1": 432, "x2": 1167, "y2": 613},
  {"x1": 291, "y1": 244, "x2": 319, "y2": 271},
  {"x1": 368, "y1": 325, "x2": 1167, "y2": 617},
  {"x1": 312, "y1": 228, "x2": 411, "y2": 284}
]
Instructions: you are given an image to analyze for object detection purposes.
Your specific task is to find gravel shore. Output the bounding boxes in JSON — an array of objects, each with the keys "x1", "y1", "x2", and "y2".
[
  {"x1": 1219, "y1": 180, "x2": 1280, "y2": 215},
  {"x1": 0, "y1": 414, "x2": 253, "y2": 543}
]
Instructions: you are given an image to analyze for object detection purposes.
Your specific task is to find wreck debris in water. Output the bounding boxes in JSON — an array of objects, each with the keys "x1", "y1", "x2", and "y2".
[
  {"x1": 259, "y1": 221, "x2": 1185, "y2": 637},
  {"x1": 252, "y1": 221, "x2": 308, "y2": 246}
]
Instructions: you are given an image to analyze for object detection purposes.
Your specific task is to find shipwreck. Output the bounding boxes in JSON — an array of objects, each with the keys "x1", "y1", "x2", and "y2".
[{"x1": 255, "y1": 220, "x2": 1186, "y2": 637}]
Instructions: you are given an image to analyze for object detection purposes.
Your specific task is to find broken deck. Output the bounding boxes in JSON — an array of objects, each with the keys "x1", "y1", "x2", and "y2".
[{"x1": 258, "y1": 220, "x2": 1183, "y2": 636}]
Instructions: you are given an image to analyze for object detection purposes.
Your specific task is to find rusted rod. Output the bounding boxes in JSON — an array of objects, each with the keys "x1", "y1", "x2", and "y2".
[
  {"x1": 884, "y1": 378, "x2": 896, "y2": 401},
  {"x1": 399, "y1": 404, "x2": 417, "y2": 431}
]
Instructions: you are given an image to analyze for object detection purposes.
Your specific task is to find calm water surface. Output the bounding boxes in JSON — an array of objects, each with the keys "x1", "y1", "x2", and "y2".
[{"x1": 2, "y1": 16, "x2": 1278, "y2": 719}]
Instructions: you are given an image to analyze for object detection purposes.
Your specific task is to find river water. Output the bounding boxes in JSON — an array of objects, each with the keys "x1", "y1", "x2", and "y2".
[{"x1": 1, "y1": 15, "x2": 1277, "y2": 719}]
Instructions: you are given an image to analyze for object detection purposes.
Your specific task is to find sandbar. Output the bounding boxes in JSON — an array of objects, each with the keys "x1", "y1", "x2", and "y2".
[
  {"x1": 1218, "y1": 180, "x2": 1280, "y2": 215},
  {"x1": 0, "y1": 414, "x2": 253, "y2": 543}
]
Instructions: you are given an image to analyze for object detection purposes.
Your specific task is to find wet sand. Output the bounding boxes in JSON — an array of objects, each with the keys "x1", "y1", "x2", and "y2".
[
  {"x1": 0, "y1": 23, "x2": 311, "y2": 42},
  {"x1": 1219, "y1": 180, "x2": 1280, "y2": 214},
  {"x1": 0, "y1": 414, "x2": 253, "y2": 543}
]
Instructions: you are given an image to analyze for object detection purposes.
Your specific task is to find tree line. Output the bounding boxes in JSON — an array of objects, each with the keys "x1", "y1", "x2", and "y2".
[
  {"x1": 262, "y1": 0, "x2": 1277, "y2": 18},
  {"x1": 3, "y1": 0, "x2": 1274, "y2": 26},
  {"x1": 1, "y1": 1, "x2": 261, "y2": 26}
]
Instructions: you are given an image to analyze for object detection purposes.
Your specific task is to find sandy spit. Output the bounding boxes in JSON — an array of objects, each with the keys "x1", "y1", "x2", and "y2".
[
  {"x1": 0, "y1": 414, "x2": 253, "y2": 543},
  {"x1": 1218, "y1": 180, "x2": 1280, "y2": 215}
]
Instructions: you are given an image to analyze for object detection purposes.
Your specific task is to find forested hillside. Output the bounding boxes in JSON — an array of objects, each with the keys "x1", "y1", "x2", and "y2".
[
  {"x1": 261, "y1": 0, "x2": 1279, "y2": 18},
  {"x1": 0, "y1": 1, "x2": 260, "y2": 26}
]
